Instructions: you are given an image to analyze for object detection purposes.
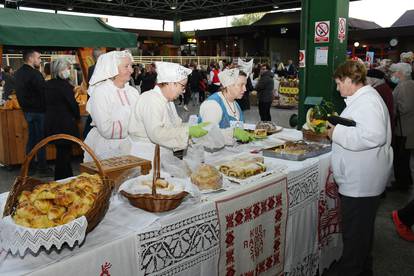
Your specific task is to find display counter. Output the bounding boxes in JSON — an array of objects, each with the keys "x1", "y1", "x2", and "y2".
[{"x1": 0, "y1": 129, "x2": 342, "y2": 275}]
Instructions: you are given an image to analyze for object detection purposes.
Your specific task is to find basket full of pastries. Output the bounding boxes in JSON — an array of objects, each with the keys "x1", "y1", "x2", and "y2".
[
  {"x1": 1, "y1": 134, "x2": 112, "y2": 256},
  {"x1": 120, "y1": 145, "x2": 188, "y2": 212}
]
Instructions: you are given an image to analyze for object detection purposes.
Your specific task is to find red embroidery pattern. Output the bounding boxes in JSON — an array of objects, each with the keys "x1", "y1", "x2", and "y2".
[
  {"x1": 117, "y1": 120, "x2": 122, "y2": 139},
  {"x1": 111, "y1": 121, "x2": 115, "y2": 139},
  {"x1": 100, "y1": 261, "x2": 112, "y2": 276},
  {"x1": 225, "y1": 195, "x2": 284, "y2": 276},
  {"x1": 318, "y1": 169, "x2": 341, "y2": 247}
]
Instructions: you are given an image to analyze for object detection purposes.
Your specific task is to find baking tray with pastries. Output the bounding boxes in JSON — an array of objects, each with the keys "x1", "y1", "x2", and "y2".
[
  {"x1": 11, "y1": 173, "x2": 103, "y2": 229},
  {"x1": 263, "y1": 140, "x2": 331, "y2": 161}
]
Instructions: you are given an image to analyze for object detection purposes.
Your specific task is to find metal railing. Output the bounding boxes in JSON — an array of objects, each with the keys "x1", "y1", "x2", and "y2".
[{"x1": 2, "y1": 54, "x2": 270, "y2": 68}]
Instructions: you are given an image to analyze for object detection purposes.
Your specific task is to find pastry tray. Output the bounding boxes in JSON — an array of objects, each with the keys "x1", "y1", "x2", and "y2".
[{"x1": 263, "y1": 143, "x2": 331, "y2": 161}]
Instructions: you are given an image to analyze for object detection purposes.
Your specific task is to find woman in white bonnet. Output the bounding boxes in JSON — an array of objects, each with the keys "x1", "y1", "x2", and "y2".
[
  {"x1": 129, "y1": 61, "x2": 209, "y2": 160},
  {"x1": 83, "y1": 50, "x2": 139, "y2": 162},
  {"x1": 199, "y1": 67, "x2": 254, "y2": 143}
]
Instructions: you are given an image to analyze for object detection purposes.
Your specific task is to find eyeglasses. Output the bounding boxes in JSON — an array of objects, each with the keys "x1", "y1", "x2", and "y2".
[{"x1": 176, "y1": 82, "x2": 186, "y2": 89}]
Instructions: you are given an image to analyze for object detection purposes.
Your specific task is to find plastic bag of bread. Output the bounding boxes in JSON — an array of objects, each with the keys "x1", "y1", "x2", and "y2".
[{"x1": 190, "y1": 164, "x2": 223, "y2": 191}]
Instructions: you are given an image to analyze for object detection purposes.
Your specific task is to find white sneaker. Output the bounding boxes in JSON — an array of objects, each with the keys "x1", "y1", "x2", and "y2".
[{"x1": 183, "y1": 105, "x2": 189, "y2": 111}]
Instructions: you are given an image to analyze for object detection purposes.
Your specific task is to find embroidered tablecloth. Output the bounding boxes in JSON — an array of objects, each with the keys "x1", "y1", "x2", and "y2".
[{"x1": 0, "y1": 130, "x2": 342, "y2": 276}]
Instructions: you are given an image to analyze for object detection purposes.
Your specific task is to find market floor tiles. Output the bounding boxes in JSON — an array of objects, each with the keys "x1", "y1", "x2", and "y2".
[{"x1": 1, "y1": 104, "x2": 413, "y2": 275}]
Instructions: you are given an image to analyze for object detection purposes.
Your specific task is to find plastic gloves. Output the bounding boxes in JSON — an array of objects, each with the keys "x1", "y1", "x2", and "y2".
[
  {"x1": 233, "y1": 128, "x2": 255, "y2": 143},
  {"x1": 189, "y1": 122, "x2": 210, "y2": 138}
]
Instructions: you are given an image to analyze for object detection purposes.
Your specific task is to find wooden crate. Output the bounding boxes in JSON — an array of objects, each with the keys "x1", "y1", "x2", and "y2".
[
  {"x1": 80, "y1": 155, "x2": 152, "y2": 190},
  {"x1": 0, "y1": 109, "x2": 83, "y2": 166}
]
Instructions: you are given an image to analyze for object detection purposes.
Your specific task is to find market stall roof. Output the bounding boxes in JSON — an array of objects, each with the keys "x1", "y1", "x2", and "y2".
[
  {"x1": 0, "y1": 8, "x2": 136, "y2": 47},
  {"x1": 1, "y1": 0, "x2": 301, "y2": 21},
  {"x1": 391, "y1": 10, "x2": 414, "y2": 27}
]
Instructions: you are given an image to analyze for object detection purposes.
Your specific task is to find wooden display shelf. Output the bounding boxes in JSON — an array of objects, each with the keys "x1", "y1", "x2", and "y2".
[{"x1": 0, "y1": 109, "x2": 83, "y2": 166}]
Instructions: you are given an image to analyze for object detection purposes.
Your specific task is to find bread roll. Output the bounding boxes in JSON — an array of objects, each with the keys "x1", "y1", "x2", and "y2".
[{"x1": 47, "y1": 206, "x2": 66, "y2": 221}]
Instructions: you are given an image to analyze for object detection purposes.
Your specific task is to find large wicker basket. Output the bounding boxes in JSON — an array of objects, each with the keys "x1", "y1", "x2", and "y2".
[
  {"x1": 3, "y1": 134, "x2": 112, "y2": 233},
  {"x1": 120, "y1": 144, "x2": 188, "y2": 212}
]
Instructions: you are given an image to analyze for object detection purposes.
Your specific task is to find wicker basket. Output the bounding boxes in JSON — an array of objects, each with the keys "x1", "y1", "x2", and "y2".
[
  {"x1": 120, "y1": 144, "x2": 188, "y2": 212},
  {"x1": 302, "y1": 129, "x2": 330, "y2": 144},
  {"x1": 3, "y1": 134, "x2": 112, "y2": 233}
]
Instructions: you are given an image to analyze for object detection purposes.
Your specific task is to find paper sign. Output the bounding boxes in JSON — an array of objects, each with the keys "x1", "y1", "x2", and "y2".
[
  {"x1": 299, "y1": 50, "x2": 306, "y2": 68},
  {"x1": 314, "y1": 21, "x2": 330, "y2": 43},
  {"x1": 315, "y1": 47, "x2": 329, "y2": 65},
  {"x1": 338, "y1": 17, "x2": 346, "y2": 43},
  {"x1": 365, "y1": 51, "x2": 374, "y2": 64}
]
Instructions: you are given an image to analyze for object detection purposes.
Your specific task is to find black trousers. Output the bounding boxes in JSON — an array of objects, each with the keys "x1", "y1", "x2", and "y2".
[
  {"x1": 55, "y1": 142, "x2": 73, "y2": 181},
  {"x1": 258, "y1": 101, "x2": 272, "y2": 121},
  {"x1": 184, "y1": 88, "x2": 191, "y2": 105},
  {"x1": 398, "y1": 198, "x2": 414, "y2": 227},
  {"x1": 199, "y1": 90, "x2": 206, "y2": 103},
  {"x1": 392, "y1": 136, "x2": 413, "y2": 188},
  {"x1": 338, "y1": 194, "x2": 380, "y2": 276}
]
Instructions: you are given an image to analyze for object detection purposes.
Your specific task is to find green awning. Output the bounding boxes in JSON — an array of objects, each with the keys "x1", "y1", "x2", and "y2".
[{"x1": 0, "y1": 8, "x2": 136, "y2": 48}]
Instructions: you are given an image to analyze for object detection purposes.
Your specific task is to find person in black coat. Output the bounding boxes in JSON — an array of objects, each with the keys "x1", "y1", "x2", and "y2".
[
  {"x1": 45, "y1": 58, "x2": 80, "y2": 180},
  {"x1": 255, "y1": 64, "x2": 274, "y2": 121},
  {"x1": 141, "y1": 63, "x2": 157, "y2": 93},
  {"x1": 15, "y1": 49, "x2": 50, "y2": 175}
]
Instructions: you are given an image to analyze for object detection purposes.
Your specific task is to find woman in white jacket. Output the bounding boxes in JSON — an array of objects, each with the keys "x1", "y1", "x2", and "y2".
[
  {"x1": 327, "y1": 60, "x2": 393, "y2": 276},
  {"x1": 128, "y1": 61, "x2": 209, "y2": 161},
  {"x1": 84, "y1": 50, "x2": 139, "y2": 162}
]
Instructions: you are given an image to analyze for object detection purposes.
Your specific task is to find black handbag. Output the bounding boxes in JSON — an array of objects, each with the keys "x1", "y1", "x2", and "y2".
[{"x1": 392, "y1": 112, "x2": 413, "y2": 187}]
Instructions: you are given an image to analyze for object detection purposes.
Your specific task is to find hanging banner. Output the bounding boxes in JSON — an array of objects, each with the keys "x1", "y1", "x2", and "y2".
[
  {"x1": 338, "y1": 17, "x2": 346, "y2": 43},
  {"x1": 216, "y1": 177, "x2": 288, "y2": 276},
  {"x1": 299, "y1": 50, "x2": 306, "y2": 68},
  {"x1": 314, "y1": 21, "x2": 330, "y2": 43}
]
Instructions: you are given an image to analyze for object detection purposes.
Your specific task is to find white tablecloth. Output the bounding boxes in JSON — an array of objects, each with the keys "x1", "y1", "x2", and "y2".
[{"x1": 0, "y1": 129, "x2": 342, "y2": 276}]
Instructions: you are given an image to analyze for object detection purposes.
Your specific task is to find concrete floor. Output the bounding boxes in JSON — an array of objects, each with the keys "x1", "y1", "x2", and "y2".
[{"x1": 1, "y1": 102, "x2": 413, "y2": 275}]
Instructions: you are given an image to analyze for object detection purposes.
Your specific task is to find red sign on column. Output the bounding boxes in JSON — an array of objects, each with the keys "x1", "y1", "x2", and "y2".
[
  {"x1": 314, "y1": 21, "x2": 330, "y2": 43},
  {"x1": 299, "y1": 50, "x2": 305, "y2": 68},
  {"x1": 338, "y1": 17, "x2": 346, "y2": 43}
]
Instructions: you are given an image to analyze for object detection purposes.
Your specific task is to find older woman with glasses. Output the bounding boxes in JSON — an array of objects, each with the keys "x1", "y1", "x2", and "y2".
[
  {"x1": 129, "y1": 61, "x2": 209, "y2": 161},
  {"x1": 44, "y1": 58, "x2": 80, "y2": 180}
]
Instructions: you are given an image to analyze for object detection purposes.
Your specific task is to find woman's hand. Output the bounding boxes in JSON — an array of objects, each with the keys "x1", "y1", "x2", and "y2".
[{"x1": 327, "y1": 122, "x2": 335, "y2": 140}]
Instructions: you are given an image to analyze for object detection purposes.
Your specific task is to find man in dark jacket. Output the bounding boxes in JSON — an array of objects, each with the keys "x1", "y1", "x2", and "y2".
[
  {"x1": 15, "y1": 49, "x2": 49, "y2": 174},
  {"x1": 286, "y1": 59, "x2": 297, "y2": 77},
  {"x1": 255, "y1": 64, "x2": 274, "y2": 121},
  {"x1": 188, "y1": 63, "x2": 202, "y2": 105},
  {"x1": 2, "y1": 66, "x2": 16, "y2": 100}
]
